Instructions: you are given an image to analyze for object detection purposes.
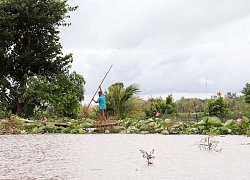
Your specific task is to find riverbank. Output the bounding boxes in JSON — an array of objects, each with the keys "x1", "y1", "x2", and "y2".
[{"x1": 1, "y1": 115, "x2": 250, "y2": 136}]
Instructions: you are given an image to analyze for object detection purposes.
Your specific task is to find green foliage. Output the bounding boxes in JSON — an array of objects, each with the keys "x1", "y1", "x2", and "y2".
[
  {"x1": 82, "y1": 122, "x2": 92, "y2": 128},
  {"x1": 1, "y1": 114, "x2": 250, "y2": 135},
  {"x1": 206, "y1": 97, "x2": 230, "y2": 120},
  {"x1": 242, "y1": 82, "x2": 250, "y2": 104},
  {"x1": 176, "y1": 97, "x2": 206, "y2": 114},
  {"x1": 17, "y1": 72, "x2": 85, "y2": 118},
  {"x1": 232, "y1": 98, "x2": 250, "y2": 115},
  {"x1": 144, "y1": 97, "x2": 165, "y2": 117},
  {"x1": 165, "y1": 95, "x2": 177, "y2": 114},
  {"x1": 0, "y1": 0, "x2": 80, "y2": 117},
  {"x1": 0, "y1": 107, "x2": 9, "y2": 119},
  {"x1": 205, "y1": 116, "x2": 222, "y2": 126},
  {"x1": 144, "y1": 95, "x2": 177, "y2": 117},
  {"x1": 106, "y1": 83, "x2": 141, "y2": 119}
]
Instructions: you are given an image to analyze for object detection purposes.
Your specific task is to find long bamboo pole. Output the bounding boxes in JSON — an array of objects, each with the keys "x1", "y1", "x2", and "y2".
[{"x1": 83, "y1": 65, "x2": 113, "y2": 117}]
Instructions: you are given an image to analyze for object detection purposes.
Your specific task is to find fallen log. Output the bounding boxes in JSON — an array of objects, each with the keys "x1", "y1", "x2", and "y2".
[
  {"x1": 19, "y1": 116, "x2": 118, "y2": 128},
  {"x1": 93, "y1": 122, "x2": 119, "y2": 128},
  {"x1": 19, "y1": 118, "x2": 69, "y2": 127},
  {"x1": 23, "y1": 119, "x2": 35, "y2": 123},
  {"x1": 39, "y1": 121, "x2": 69, "y2": 127}
]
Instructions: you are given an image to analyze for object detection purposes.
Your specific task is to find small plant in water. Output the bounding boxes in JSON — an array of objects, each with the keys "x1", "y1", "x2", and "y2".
[
  {"x1": 140, "y1": 149, "x2": 155, "y2": 165},
  {"x1": 196, "y1": 135, "x2": 222, "y2": 152}
]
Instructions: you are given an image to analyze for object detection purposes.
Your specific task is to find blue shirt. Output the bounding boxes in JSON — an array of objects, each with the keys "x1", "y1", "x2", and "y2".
[{"x1": 97, "y1": 94, "x2": 106, "y2": 110}]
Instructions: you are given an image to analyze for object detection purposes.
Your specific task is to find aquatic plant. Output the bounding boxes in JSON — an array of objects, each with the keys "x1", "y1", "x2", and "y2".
[
  {"x1": 0, "y1": 114, "x2": 250, "y2": 135},
  {"x1": 140, "y1": 149, "x2": 155, "y2": 165},
  {"x1": 196, "y1": 135, "x2": 221, "y2": 152}
]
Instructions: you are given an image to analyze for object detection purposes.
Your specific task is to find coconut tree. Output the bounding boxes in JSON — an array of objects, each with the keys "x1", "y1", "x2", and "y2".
[{"x1": 106, "y1": 83, "x2": 141, "y2": 119}]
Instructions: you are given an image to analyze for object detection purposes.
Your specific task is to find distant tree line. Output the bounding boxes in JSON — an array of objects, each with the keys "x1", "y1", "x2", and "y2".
[
  {"x1": 91, "y1": 83, "x2": 250, "y2": 122},
  {"x1": 142, "y1": 89, "x2": 250, "y2": 122}
]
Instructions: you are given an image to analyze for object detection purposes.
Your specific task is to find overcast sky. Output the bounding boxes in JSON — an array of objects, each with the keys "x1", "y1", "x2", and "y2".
[{"x1": 59, "y1": 0, "x2": 250, "y2": 105}]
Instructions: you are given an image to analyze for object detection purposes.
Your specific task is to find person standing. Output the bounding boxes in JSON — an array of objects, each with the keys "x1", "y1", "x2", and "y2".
[{"x1": 92, "y1": 86, "x2": 107, "y2": 124}]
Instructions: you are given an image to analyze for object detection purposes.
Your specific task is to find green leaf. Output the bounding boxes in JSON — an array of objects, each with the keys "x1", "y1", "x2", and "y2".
[
  {"x1": 242, "y1": 116, "x2": 249, "y2": 123},
  {"x1": 207, "y1": 117, "x2": 221, "y2": 126}
]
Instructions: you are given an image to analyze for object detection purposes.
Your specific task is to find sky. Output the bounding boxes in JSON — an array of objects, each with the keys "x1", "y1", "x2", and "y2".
[{"x1": 59, "y1": 0, "x2": 250, "y2": 105}]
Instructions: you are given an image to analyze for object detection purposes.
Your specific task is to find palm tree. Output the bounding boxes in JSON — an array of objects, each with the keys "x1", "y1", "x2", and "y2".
[{"x1": 106, "y1": 83, "x2": 141, "y2": 119}]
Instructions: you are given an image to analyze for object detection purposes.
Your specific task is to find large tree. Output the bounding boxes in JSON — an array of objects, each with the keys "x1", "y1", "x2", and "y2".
[{"x1": 0, "y1": 0, "x2": 81, "y2": 116}]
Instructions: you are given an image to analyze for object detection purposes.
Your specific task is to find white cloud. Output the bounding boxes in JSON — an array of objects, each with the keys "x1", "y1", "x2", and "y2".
[{"x1": 60, "y1": 0, "x2": 250, "y2": 104}]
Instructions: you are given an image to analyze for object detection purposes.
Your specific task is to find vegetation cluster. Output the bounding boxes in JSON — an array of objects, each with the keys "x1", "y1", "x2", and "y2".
[{"x1": 1, "y1": 111, "x2": 250, "y2": 136}]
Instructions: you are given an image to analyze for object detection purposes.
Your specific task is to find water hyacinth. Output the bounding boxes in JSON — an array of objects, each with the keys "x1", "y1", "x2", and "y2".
[{"x1": 236, "y1": 118, "x2": 243, "y2": 125}]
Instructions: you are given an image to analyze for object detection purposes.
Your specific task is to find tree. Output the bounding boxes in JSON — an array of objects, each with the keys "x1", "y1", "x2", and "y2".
[
  {"x1": 233, "y1": 98, "x2": 250, "y2": 115},
  {"x1": 144, "y1": 97, "x2": 166, "y2": 117},
  {"x1": 106, "y1": 83, "x2": 141, "y2": 119},
  {"x1": 165, "y1": 94, "x2": 177, "y2": 114},
  {"x1": 176, "y1": 97, "x2": 206, "y2": 114},
  {"x1": 224, "y1": 92, "x2": 241, "y2": 111},
  {"x1": 242, "y1": 83, "x2": 250, "y2": 104},
  {"x1": 0, "y1": 0, "x2": 79, "y2": 116},
  {"x1": 206, "y1": 97, "x2": 230, "y2": 121},
  {"x1": 144, "y1": 95, "x2": 177, "y2": 117},
  {"x1": 19, "y1": 71, "x2": 85, "y2": 118}
]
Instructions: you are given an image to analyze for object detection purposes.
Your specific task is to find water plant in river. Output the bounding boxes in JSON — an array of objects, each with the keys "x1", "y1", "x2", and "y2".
[
  {"x1": 140, "y1": 149, "x2": 155, "y2": 165},
  {"x1": 196, "y1": 135, "x2": 221, "y2": 152},
  {"x1": 1, "y1": 114, "x2": 250, "y2": 135}
]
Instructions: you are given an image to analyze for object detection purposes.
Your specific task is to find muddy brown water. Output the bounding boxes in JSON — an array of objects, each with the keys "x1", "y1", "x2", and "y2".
[{"x1": 0, "y1": 134, "x2": 249, "y2": 180}]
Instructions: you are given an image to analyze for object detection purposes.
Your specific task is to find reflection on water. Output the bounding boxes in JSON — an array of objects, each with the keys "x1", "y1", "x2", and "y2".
[{"x1": 0, "y1": 134, "x2": 250, "y2": 180}]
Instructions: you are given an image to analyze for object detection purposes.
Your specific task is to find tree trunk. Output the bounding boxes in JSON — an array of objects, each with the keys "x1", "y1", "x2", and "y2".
[{"x1": 16, "y1": 101, "x2": 24, "y2": 116}]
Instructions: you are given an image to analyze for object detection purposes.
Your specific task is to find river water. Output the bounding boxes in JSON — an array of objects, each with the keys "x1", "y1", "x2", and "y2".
[{"x1": 0, "y1": 134, "x2": 249, "y2": 180}]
